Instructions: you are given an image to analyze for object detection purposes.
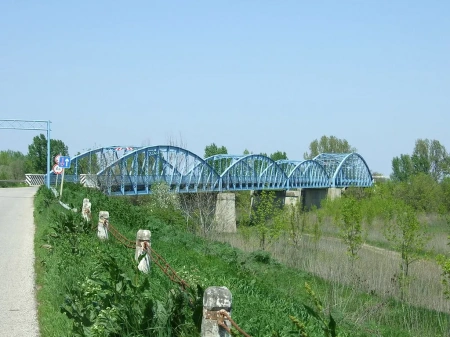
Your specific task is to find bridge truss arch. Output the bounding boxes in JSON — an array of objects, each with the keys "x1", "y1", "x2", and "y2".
[
  {"x1": 97, "y1": 145, "x2": 221, "y2": 195},
  {"x1": 49, "y1": 146, "x2": 138, "y2": 184},
  {"x1": 277, "y1": 160, "x2": 330, "y2": 189},
  {"x1": 313, "y1": 153, "x2": 373, "y2": 187},
  {"x1": 218, "y1": 154, "x2": 288, "y2": 191},
  {"x1": 36, "y1": 146, "x2": 374, "y2": 194}
]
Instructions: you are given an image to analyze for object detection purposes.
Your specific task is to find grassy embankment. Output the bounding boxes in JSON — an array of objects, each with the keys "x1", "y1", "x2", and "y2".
[{"x1": 34, "y1": 184, "x2": 450, "y2": 336}]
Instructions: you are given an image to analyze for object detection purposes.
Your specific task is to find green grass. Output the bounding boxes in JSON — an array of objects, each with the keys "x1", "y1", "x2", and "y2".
[{"x1": 34, "y1": 184, "x2": 450, "y2": 336}]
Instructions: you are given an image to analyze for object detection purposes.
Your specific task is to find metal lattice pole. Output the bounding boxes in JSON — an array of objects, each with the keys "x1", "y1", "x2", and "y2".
[{"x1": 0, "y1": 119, "x2": 52, "y2": 188}]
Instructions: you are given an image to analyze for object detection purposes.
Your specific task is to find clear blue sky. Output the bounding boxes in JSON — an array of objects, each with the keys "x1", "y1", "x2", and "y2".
[{"x1": 1, "y1": 1, "x2": 448, "y2": 175}]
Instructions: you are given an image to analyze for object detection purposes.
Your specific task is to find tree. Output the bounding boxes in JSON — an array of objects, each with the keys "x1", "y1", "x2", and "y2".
[
  {"x1": 251, "y1": 190, "x2": 283, "y2": 250},
  {"x1": 336, "y1": 196, "x2": 363, "y2": 263},
  {"x1": 178, "y1": 192, "x2": 218, "y2": 236},
  {"x1": 391, "y1": 139, "x2": 449, "y2": 182},
  {"x1": 392, "y1": 173, "x2": 442, "y2": 213},
  {"x1": 204, "y1": 143, "x2": 228, "y2": 175},
  {"x1": 391, "y1": 154, "x2": 414, "y2": 182},
  {"x1": 304, "y1": 135, "x2": 356, "y2": 159},
  {"x1": 412, "y1": 139, "x2": 449, "y2": 181},
  {"x1": 384, "y1": 201, "x2": 428, "y2": 299},
  {"x1": 411, "y1": 139, "x2": 431, "y2": 175},
  {"x1": 441, "y1": 177, "x2": 450, "y2": 213},
  {"x1": 270, "y1": 151, "x2": 288, "y2": 161},
  {"x1": 0, "y1": 150, "x2": 29, "y2": 186},
  {"x1": 204, "y1": 143, "x2": 228, "y2": 158},
  {"x1": 437, "y1": 215, "x2": 450, "y2": 299},
  {"x1": 27, "y1": 134, "x2": 69, "y2": 173},
  {"x1": 282, "y1": 198, "x2": 307, "y2": 247}
]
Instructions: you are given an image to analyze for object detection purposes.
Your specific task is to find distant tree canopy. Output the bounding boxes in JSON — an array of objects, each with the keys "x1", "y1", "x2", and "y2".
[
  {"x1": 391, "y1": 139, "x2": 449, "y2": 182},
  {"x1": 270, "y1": 151, "x2": 288, "y2": 161},
  {"x1": 27, "y1": 134, "x2": 69, "y2": 173},
  {"x1": 259, "y1": 151, "x2": 288, "y2": 160},
  {"x1": 0, "y1": 150, "x2": 29, "y2": 185},
  {"x1": 304, "y1": 135, "x2": 356, "y2": 159},
  {"x1": 204, "y1": 143, "x2": 228, "y2": 159},
  {"x1": 204, "y1": 143, "x2": 229, "y2": 175}
]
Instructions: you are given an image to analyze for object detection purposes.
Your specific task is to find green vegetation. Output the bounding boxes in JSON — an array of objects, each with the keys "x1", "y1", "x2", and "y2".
[
  {"x1": 0, "y1": 133, "x2": 69, "y2": 186},
  {"x1": 0, "y1": 150, "x2": 29, "y2": 186},
  {"x1": 34, "y1": 182, "x2": 450, "y2": 336},
  {"x1": 204, "y1": 143, "x2": 228, "y2": 158},
  {"x1": 391, "y1": 138, "x2": 450, "y2": 182},
  {"x1": 7, "y1": 134, "x2": 449, "y2": 335},
  {"x1": 336, "y1": 196, "x2": 363, "y2": 262},
  {"x1": 27, "y1": 133, "x2": 69, "y2": 173},
  {"x1": 303, "y1": 136, "x2": 356, "y2": 160}
]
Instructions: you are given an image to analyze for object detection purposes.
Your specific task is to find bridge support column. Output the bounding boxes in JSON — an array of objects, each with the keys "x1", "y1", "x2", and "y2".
[
  {"x1": 284, "y1": 189, "x2": 301, "y2": 206},
  {"x1": 214, "y1": 193, "x2": 236, "y2": 233},
  {"x1": 327, "y1": 188, "x2": 342, "y2": 200},
  {"x1": 303, "y1": 189, "x2": 328, "y2": 209}
]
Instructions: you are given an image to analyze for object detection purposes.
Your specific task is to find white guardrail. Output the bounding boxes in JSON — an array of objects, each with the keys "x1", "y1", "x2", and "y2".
[{"x1": 24, "y1": 174, "x2": 98, "y2": 187}]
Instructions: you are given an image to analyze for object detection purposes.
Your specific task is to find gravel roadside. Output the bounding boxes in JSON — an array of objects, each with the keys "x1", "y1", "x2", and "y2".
[{"x1": 0, "y1": 187, "x2": 40, "y2": 337}]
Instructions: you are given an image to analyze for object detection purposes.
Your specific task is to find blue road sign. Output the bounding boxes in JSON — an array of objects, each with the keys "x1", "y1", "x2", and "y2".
[{"x1": 58, "y1": 156, "x2": 71, "y2": 168}]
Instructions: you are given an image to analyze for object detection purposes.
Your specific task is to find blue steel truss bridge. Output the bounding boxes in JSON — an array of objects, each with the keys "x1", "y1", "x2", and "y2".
[{"x1": 49, "y1": 145, "x2": 373, "y2": 196}]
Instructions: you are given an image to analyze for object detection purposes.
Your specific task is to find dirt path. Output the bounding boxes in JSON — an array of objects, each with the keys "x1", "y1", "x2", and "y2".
[{"x1": 0, "y1": 187, "x2": 40, "y2": 336}]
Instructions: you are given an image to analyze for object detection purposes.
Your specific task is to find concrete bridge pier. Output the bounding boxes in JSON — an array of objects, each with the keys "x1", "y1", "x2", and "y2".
[
  {"x1": 284, "y1": 189, "x2": 301, "y2": 206},
  {"x1": 302, "y1": 189, "x2": 328, "y2": 209},
  {"x1": 327, "y1": 187, "x2": 342, "y2": 200},
  {"x1": 214, "y1": 193, "x2": 236, "y2": 233}
]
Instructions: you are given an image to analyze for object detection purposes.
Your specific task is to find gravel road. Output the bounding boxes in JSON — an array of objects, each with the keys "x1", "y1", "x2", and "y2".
[{"x1": 0, "y1": 187, "x2": 40, "y2": 336}]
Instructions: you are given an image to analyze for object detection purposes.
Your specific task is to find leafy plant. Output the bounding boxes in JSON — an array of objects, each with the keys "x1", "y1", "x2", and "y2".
[
  {"x1": 251, "y1": 190, "x2": 283, "y2": 250},
  {"x1": 384, "y1": 202, "x2": 428, "y2": 299},
  {"x1": 335, "y1": 196, "x2": 363, "y2": 262}
]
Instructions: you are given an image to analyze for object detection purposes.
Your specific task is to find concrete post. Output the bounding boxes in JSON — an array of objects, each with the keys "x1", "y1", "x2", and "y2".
[
  {"x1": 214, "y1": 193, "x2": 236, "y2": 233},
  {"x1": 97, "y1": 211, "x2": 109, "y2": 240},
  {"x1": 82, "y1": 198, "x2": 92, "y2": 222},
  {"x1": 201, "y1": 286, "x2": 232, "y2": 337},
  {"x1": 135, "y1": 229, "x2": 151, "y2": 273}
]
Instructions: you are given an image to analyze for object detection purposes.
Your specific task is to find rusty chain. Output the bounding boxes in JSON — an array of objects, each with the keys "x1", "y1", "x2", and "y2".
[
  {"x1": 204, "y1": 309, "x2": 252, "y2": 337},
  {"x1": 92, "y1": 218, "x2": 251, "y2": 336},
  {"x1": 103, "y1": 220, "x2": 189, "y2": 290}
]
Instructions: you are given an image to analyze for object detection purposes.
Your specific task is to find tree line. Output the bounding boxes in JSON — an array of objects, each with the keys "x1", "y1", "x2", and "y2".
[
  {"x1": 2, "y1": 134, "x2": 450, "y2": 191},
  {"x1": 0, "y1": 134, "x2": 69, "y2": 186}
]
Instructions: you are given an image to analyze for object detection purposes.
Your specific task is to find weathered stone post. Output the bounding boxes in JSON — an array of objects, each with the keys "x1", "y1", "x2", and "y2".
[
  {"x1": 214, "y1": 193, "x2": 236, "y2": 233},
  {"x1": 82, "y1": 198, "x2": 92, "y2": 221},
  {"x1": 97, "y1": 211, "x2": 109, "y2": 240},
  {"x1": 201, "y1": 286, "x2": 232, "y2": 337},
  {"x1": 135, "y1": 229, "x2": 151, "y2": 273}
]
